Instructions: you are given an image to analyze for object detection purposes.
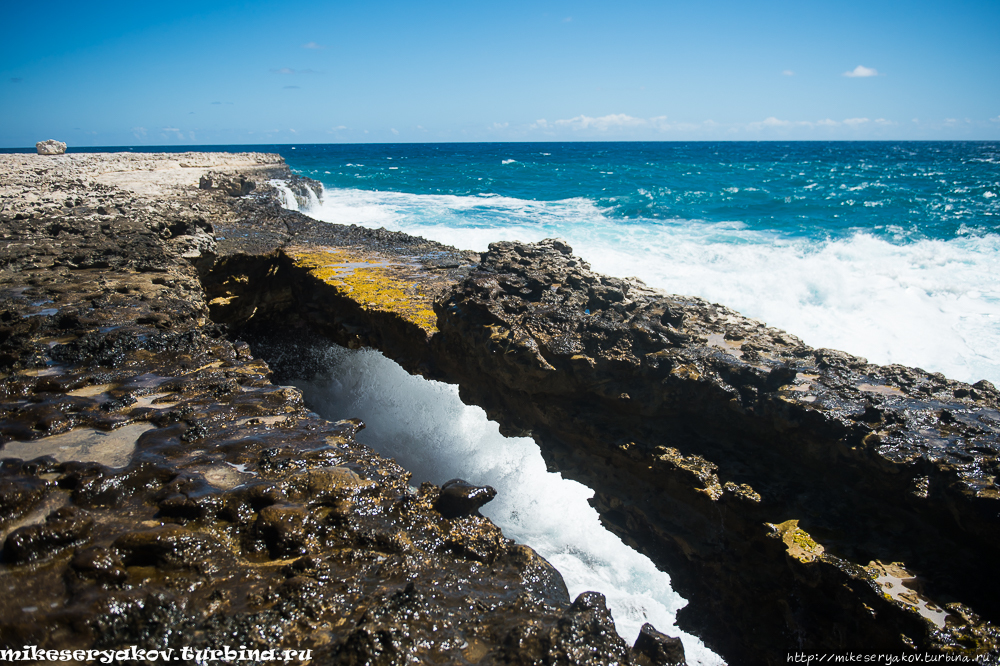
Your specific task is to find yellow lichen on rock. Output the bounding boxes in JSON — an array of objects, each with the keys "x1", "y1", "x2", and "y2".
[
  {"x1": 768, "y1": 519, "x2": 825, "y2": 563},
  {"x1": 290, "y1": 248, "x2": 439, "y2": 333}
]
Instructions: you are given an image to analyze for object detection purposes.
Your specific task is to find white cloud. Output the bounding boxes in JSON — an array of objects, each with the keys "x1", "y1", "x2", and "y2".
[
  {"x1": 746, "y1": 117, "x2": 814, "y2": 131},
  {"x1": 302, "y1": 42, "x2": 325, "y2": 49},
  {"x1": 131, "y1": 127, "x2": 147, "y2": 137},
  {"x1": 875, "y1": 118, "x2": 894, "y2": 125},
  {"x1": 991, "y1": 115, "x2": 1000, "y2": 123},
  {"x1": 531, "y1": 114, "x2": 726, "y2": 135},
  {"x1": 162, "y1": 127, "x2": 180, "y2": 132},
  {"x1": 816, "y1": 118, "x2": 839, "y2": 126},
  {"x1": 782, "y1": 70, "x2": 794, "y2": 76},
  {"x1": 843, "y1": 117, "x2": 870, "y2": 126},
  {"x1": 490, "y1": 122, "x2": 509, "y2": 131},
  {"x1": 843, "y1": 65, "x2": 879, "y2": 78},
  {"x1": 391, "y1": 128, "x2": 399, "y2": 135},
  {"x1": 551, "y1": 113, "x2": 650, "y2": 131}
]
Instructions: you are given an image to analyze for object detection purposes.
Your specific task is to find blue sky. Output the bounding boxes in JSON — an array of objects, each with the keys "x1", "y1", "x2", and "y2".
[{"x1": 2, "y1": 0, "x2": 999, "y2": 146}]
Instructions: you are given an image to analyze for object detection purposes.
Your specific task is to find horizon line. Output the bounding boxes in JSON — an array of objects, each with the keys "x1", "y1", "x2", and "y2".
[{"x1": 3, "y1": 138, "x2": 1000, "y2": 151}]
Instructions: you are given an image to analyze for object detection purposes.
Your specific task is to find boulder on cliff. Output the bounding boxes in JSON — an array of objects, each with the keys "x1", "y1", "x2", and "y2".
[
  {"x1": 35, "y1": 139, "x2": 67, "y2": 155},
  {"x1": 199, "y1": 171, "x2": 255, "y2": 196}
]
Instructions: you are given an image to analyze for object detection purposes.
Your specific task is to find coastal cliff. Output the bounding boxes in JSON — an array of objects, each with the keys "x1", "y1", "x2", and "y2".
[{"x1": 2, "y1": 152, "x2": 998, "y2": 665}]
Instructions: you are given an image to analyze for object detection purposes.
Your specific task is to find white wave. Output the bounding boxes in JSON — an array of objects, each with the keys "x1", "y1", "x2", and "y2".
[
  {"x1": 270, "y1": 180, "x2": 300, "y2": 211},
  {"x1": 304, "y1": 183, "x2": 322, "y2": 208},
  {"x1": 296, "y1": 188, "x2": 1000, "y2": 386},
  {"x1": 291, "y1": 346, "x2": 725, "y2": 665}
]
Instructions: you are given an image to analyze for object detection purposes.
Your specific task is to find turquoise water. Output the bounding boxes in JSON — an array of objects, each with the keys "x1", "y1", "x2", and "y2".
[{"x1": 280, "y1": 141, "x2": 1000, "y2": 386}]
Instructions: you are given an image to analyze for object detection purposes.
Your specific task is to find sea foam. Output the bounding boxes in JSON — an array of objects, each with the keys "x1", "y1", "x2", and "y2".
[
  {"x1": 292, "y1": 345, "x2": 725, "y2": 665},
  {"x1": 302, "y1": 188, "x2": 1000, "y2": 387}
]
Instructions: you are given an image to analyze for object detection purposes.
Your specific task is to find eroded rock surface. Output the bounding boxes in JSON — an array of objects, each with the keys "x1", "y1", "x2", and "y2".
[
  {"x1": 203, "y1": 180, "x2": 1000, "y2": 661},
  {"x1": 8, "y1": 149, "x2": 998, "y2": 664},
  {"x1": 0, "y1": 153, "x2": 652, "y2": 665},
  {"x1": 36, "y1": 140, "x2": 67, "y2": 155},
  {"x1": 432, "y1": 239, "x2": 1000, "y2": 662}
]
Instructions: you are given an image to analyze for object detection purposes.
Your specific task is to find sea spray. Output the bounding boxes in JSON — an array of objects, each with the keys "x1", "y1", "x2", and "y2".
[
  {"x1": 292, "y1": 345, "x2": 725, "y2": 666},
  {"x1": 298, "y1": 187, "x2": 1000, "y2": 387},
  {"x1": 269, "y1": 180, "x2": 300, "y2": 211}
]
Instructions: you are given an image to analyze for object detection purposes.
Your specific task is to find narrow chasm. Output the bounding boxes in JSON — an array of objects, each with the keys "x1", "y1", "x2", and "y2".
[{"x1": 238, "y1": 333, "x2": 725, "y2": 666}]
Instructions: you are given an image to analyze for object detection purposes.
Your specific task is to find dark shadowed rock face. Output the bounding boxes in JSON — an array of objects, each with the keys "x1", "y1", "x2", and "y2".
[
  {"x1": 431, "y1": 238, "x2": 1000, "y2": 663},
  {"x1": 209, "y1": 219, "x2": 1000, "y2": 662},
  {"x1": 435, "y1": 478, "x2": 498, "y2": 518},
  {"x1": 632, "y1": 623, "x2": 686, "y2": 666},
  {"x1": 0, "y1": 154, "x2": 656, "y2": 666}
]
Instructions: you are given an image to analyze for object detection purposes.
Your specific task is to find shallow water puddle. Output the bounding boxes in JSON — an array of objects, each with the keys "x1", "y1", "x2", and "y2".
[
  {"x1": 1, "y1": 423, "x2": 155, "y2": 468},
  {"x1": 0, "y1": 491, "x2": 71, "y2": 544},
  {"x1": 202, "y1": 463, "x2": 256, "y2": 489},
  {"x1": 67, "y1": 384, "x2": 114, "y2": 397},
  {"x1": 130, "y1": 392, "x2": 179, "y2": 409},
  {"x1": 866, "y1": 561, "x2": 949, "y2": 628},
  {"x1": 705, "y1": 333, "x2": 744, "y2": 359}
]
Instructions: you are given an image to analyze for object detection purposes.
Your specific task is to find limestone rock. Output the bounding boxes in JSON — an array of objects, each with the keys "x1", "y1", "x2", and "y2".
[
  {"x1": 35, "y1": 139, "x2": 67, "y2": 155},
  {"x1": 198, "y1": 171, "x2": 255, "y2": 196}
]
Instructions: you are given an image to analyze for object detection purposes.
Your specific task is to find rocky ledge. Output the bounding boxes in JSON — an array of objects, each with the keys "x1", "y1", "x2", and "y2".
[
  {"x1": 2, "y1": 151, "x2": 998, "y2": 665},
  {"x1": 0, "y1": 153, "x2": 675, "y2": 665}
]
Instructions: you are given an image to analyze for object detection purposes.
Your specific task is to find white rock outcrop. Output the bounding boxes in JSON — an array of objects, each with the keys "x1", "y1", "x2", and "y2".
[{"x1": 36, "y1": 139, "x2": 67, "y2": 155}]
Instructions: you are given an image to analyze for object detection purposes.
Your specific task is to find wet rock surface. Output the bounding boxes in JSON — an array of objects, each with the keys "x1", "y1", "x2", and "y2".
[
  {"x1": 200, "y1": 167, "x2": 1000, "y2": 662},
  {"x1": 9, "y1": 149, "x2": 1000, "y2": 664},
  {"x1": 0, "y1": 153, "x2": 656, "y2": 665},
  {"x1": 432, "y1": 239, "x2": 1000, "y2": 663}
]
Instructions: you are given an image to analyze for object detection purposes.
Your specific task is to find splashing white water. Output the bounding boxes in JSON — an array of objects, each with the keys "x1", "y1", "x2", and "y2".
[
  {"x1": 292, "y1": 345, "x2": 725, "y2": 666},
  {"x1": 303, "y1": 183, "x2": 322, "y2": 209},
  {"x1": 298, "y1": 188, "x2": 1000, "y2": 387},
  {"x1": 270, "y1": 180, "x2": 300, "y2": 211}
]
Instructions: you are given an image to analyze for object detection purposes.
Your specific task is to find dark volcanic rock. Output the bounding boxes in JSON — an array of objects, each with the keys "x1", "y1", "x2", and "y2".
[
  {"x1": 0, "y1": 153, "x2": 646, "y2": 665},
  {"x1": 8, "y1": 151, "x2": 997, "y2": 665},
  {"x1": 429, "y1": 238, "x2": 1000, "y2": 663},
  {"x1": 210, "y1": 227, "x2": 1000, "y2": 662},
  {"x1": 633, "y1": 623, "x2": 687, "y2": 666},
  {"x1": 435, "y1": 478, "x2": 498, "y2": 518}
]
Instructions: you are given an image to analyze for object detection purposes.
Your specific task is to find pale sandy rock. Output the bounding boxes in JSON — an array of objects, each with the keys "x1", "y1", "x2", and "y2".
[{"x1": 36, "y1": 140, "x2": 67, "y2": 155}]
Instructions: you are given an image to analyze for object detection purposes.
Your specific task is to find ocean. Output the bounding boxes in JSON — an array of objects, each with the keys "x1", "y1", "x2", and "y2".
[{"x1": 11, "y1": 141, "x2": 998, "y2": 662}]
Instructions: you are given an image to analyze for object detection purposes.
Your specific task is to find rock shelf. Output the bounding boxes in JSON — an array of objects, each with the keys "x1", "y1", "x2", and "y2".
[
  {"x1": 0, "y1": 153, "x2": 647, "y2": 665},
  {"x1": 2, "y1": 151, "x2": 999, "y2": 665}
]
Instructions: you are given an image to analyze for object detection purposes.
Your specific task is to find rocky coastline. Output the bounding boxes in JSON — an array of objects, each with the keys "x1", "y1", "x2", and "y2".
[{"x1": 1, "y1": 152, "x2": 998, "y2": 665}]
